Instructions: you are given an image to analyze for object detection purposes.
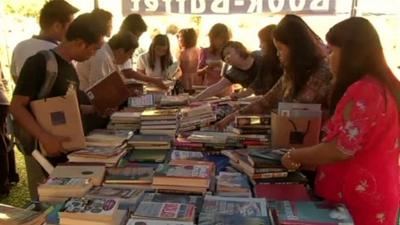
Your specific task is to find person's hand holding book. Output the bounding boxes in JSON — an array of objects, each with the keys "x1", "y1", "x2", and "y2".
[{"x1": 40, "y1": 133, "x2": 70, "y2": 157}]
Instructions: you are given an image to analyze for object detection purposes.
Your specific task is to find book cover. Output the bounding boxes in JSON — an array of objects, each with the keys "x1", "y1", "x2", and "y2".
[
  {"x1": 128, "y1": 94, "x2": 155, "y2": 107},
  {"x1": 0, "y1": 204, "x2": 46, "y2": 225},
  {"x1": 51, "y1": 165, "x2": 105, "y2": 186},
  {"x1": 86, "y1": 186, "x2": 144, "y2": 202},
  {"x1": 142, "y1": 193, "x2": 203, "y2": 213},
  {"x1": 235, "y1": 115, "x2": 271, "y2": 127},
  {"x1": 154, "y1": 164, "x2": 211, "y2": 179},
  {"x1": 255, "y1": 184, "x2": 311, "y2": 201},
  {"x1": 216, "y1": 172, "x2": 250, "y2": 192},
  {"x1": 170, "y1": 150, "x2": 204, "y2": 161},
  {"x1": 60, "y1": 197, "x2": 119, "y2": 221},
  {"x1": 198, "y1": 214, "x2": 271, "y2": 225},
  {"x1": 129, "y1": 149, "x2": 168, "y2": 163},
  {"x1": 105, "y1": 167, "x2": 153, "y2": 184},
  {"x1": 133, "y1": 202, "x2": 195, "y2": 222},
  {"x1": 86, "y1": 71, "x2": 130, "y2": 114},
  {"x1": 268, "y1": 200, "x2": 353, "y2": 225},
  {"x1": 30, "y1": 92, "x2": 85, "y2": 153},
  {"x1": 200, "y1": 196, "x2": 268, "y2": 218}
]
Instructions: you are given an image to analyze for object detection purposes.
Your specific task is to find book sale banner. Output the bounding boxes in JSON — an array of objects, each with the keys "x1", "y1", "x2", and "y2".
[{"x1": 122, "y1": 0, "x2": 336, "y2": 16}]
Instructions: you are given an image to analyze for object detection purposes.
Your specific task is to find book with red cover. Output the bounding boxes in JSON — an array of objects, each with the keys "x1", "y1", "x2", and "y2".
[
  {"x1": 255, "y1": 184, "x2": 311, "y2": 201},
  {"x1": 86, "y1": 71, "x2": 130, "y2": 114}
]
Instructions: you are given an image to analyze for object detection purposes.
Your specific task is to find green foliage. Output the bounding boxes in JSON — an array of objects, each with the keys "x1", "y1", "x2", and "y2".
[{"x1": 3, "y1": 0, "x2": 46, "y2": 18}]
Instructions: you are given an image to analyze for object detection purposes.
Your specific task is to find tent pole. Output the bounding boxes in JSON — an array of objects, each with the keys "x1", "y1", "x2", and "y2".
[{"x1": 351, "y1": 0, "x2": 359, "y2": 17}]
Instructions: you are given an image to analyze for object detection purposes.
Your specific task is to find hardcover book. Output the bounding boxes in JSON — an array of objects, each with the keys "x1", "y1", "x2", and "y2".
[
  {"x1": 86, "y1": 71, "x2": 130, "y2": 114},
  {"x1": 30, "y1": 92, "x2": 85, "y2": 154}
]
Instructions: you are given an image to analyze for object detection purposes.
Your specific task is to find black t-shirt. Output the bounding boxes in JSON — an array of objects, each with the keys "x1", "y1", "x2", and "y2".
[
  {"x1": 14, "y1": 49, "x2": 79, "y2": 100},
  {"x1": 13, "y1": 49, "x2": 79, "y2": 163},
  {"x1": 224, "y1": 55, "x2": 258, "y2": 89}
]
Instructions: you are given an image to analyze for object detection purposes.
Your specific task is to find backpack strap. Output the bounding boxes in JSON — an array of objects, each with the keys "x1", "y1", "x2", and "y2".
[{"x1": 37, "y1": 50, "x2": 58, "y2": 99}]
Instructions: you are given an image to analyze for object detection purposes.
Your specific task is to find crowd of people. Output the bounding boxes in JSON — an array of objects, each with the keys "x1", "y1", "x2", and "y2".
[{"x1": 0, "y1": 0, "x2": 399, "y2": 224}]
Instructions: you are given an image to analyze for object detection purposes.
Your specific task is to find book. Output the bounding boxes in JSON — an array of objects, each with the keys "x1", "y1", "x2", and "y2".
[
  {"x1": 255, "y1": 184, "x2": 311, "y2": 201},
  {"x1": 38, "y1": 177, "x2": 92, "y2": 201},
  {"x1": 129, "y1": 149, "x2": 168, "y2": 163},
  {"x1": 127, "y1": 218, "x2": 193, "y2": 225},
  {"x1": 200, "y1": 196, "x2": 268, "y2": 218},
  {"x1": 153, "y1": 164, "x2": 212, "y2": 188},
  {"x1": 170, "y1": 150, "x2": 204, "y2": 161},
  {"x1": 85, "y1": 129, "x2": 131, "y2": 147},
  {"x1": 128, "y1": 94, "x2": 155, "y2": 107},
  {"x1": 198, "y1": 214, "x2": 272, "y2": 225},
  {"x1": 104, "y1": 167, "x2": 153, "y2": 184},
  {"x1": 133, "y1": 201, "x2": 195, "y2": 223},
  {"x1": 235, "y1": 115, "x2": 271, "y2": 127},
  {"x1": 86, "y1": 71, "x2": 130, "y2": 114},
  {"x1": 60, "y1": 209, "x2": 128, "y2": 225},
  {"x1": 30, "y1": 92, "x2": 85, "y2": 154},
  {"x1": 50, "y1": 164, "x2": 105, "y2": 186},
  {"x1": 160, "y1": 95, "x2": 189, "y2": 106},
  {"x1": 60, "y1": 197, "x2": 119, "y2": 222},
  {"x1": 216, "y1": 172, "x2": 251, "y2": 195},
  {"x1": 141, "y1": 193, "x2": 203, "y2": 215},
  {"x1": 268, "y1": 200, "x2": 354, "y2": 225},
  {"x1": 141, "y1": 108, "x2": 179, "y2": 120},
  {"x1": 67, "y1": 146, "x2": 127, "y2": 167},
  {"x1": 0, "y1": 203, "x2": 47, "y2": 225},
  {"x1": 86, "y1": 186, "x2": 144, "y2": 204}
]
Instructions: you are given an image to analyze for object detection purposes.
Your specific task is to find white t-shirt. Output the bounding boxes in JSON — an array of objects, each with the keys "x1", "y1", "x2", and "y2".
[
  {"x1": 137, "y1": 52, "x2": 167, "y2": 79},
  {"x1": 76, "y1": 43, "x2": 119, "y2": 91},
  {"x1": 11, "y1": 37, "x2": 58, "y2": 82}
]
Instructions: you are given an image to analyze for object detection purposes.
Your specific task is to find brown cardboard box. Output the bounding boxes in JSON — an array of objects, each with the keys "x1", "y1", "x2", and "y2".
[
  {"x1": 271, "y1": 111, "x2": 321, "y2": 148},
  {"x1": 30, "y1": 92, "x2": 86, "y2": 154}
]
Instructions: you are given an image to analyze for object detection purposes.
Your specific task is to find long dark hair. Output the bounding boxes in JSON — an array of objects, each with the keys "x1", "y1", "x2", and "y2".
[
  {"x1": 208, "y1": 23, "x2": 231, "y2": 55},
  {"x1": 326, "y1": 17, "x2": 400, "y2": 115},
  {"x1": 148, "y1": 34, "x2": 173, "y2": 71},
  {"x1": 273, "y1": 14, "x2": 325, "y2": 97},
  {"x1": 258, "y1": 24, "x2": 283, "y2": 81}
]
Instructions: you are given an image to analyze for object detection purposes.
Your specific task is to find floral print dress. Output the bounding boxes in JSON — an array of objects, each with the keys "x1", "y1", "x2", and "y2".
[{"x1": 316, "y1": 76, "x2": 400, "y2": 225}]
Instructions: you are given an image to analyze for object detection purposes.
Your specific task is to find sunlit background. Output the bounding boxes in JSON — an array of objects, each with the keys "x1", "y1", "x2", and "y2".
[{"x1": 1, "y1": 0, "x2": 399, "y2": 84}]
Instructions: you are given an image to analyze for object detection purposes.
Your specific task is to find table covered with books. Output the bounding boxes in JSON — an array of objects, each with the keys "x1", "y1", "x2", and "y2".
[{"x1": 1, "y1": 92, "x2": 354, "y2": 225}]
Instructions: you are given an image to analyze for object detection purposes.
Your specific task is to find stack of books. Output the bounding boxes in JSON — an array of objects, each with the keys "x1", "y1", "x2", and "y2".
[
  {"x1": 216, "y1": 172, "x2": 251, "y2": 197},
  {"x1": 107, "y1": 112, "x2": 141, "y2": 130},
  {"x1": 0, "y1": 203, "x2": 48, "y2": 225},
  {"x1": 128, "y1": 94, "x2": 155, "y2": 108},
  {"x1": 85, "y1": 129, "x2": 131, "y2": 147},
  {"x1": 179, "y1": 104, "x2": 216, "y2": 132},
  {"x1": 140, "y1": 108, "x2": 179, "y2": 136},
  {"x1": 103, "y1": 167, "x2": 154, "y2": 189},
  {"x1": 152, "y1": 160, "x2": 214, "y2": 194},
  {"x1": 229, "y1": 115, "x2": 272, "y2": 135},
  {"x1": 127, "y1": 134, "x2": 172, "y2": 163},
  {"x1": 37, "y1": 177, "x2": 92, "y2": 202},
  {"x1": 128, "y1": 201, "x2": 196, "y2": 225},
  {"x1": 198, "y1": 196, "x2": 272, "y2": 225},
  {"x1": 86, "y1": 186, "x2": 145, "y2": 206},
  {"x1": 160, "y1": 95, "x2": 189, "y2": 107},
  {"x1": 59, "y1": 197, "x2": 124, "y2": 225},
  {"x1": 67, "y1": 145, "x2": 127, "y2": 167},
  {"x1": 50, "y1": 165, "x2": 106, "y2": 186},
  {"x1": 222, "y1": 149, "x2": 288, "y2": 183},
  {"x1": 170, "y1": 149, "x2": 205, "y2": 161}
]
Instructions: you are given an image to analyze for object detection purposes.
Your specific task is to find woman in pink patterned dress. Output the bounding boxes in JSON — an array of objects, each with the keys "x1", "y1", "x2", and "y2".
[{"x1": 281, "y1": 17, "x2": 400, "y2": 225}]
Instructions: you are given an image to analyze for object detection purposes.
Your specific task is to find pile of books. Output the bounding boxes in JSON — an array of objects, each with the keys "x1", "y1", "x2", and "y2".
[
  {"x1": 67, "y1": 145, "x2": 127, "y2": 167},
  {"x1": 0, "y1": 203, "x2": 48, "y2": 225},
  {"x1": 179, "y1": 104, "x2": 216, "y2": 132},
  {"x1": 103, "y1": 167, "x2": 154, "y2": 189},
  {"x1": 229, "y1": 114, "x2": 272, "y2": 136},
  {"x1": 107, "y1": 112, "x2": 141, "y2": 130},
  {"x1": 85, "y1": 129, "x2": 131, "y2": 147},
  {"x1": 222, "y1": 149, "x2": 288, "y2": 184},
  {"x1": 216, "y1": 172, "x2": 251, "y2": 197},
  {"x1": 152, "y1": 160, "x2": 214, "y2": 194},
  {"x1": 37, "y1": 177, "x2": 92, "y2": 202},
  {"x1": 59, "y1": 197, "x2": 126, "y2": 225},
  {"x1": 140, "y1": 108, "x2": 179, "y2": 136},
  {"x1": 128, "y1": 201, "x2": 196, "y2": 225},
  {"x1": 198, "y1": 196, "x2": 272, "y2": 225},
  {"x1": 127, "y1": 134, "x2": 172, "y2": 163},
  {"x1": 160, "y1": 95, "x2": 189, "y2": 107}
]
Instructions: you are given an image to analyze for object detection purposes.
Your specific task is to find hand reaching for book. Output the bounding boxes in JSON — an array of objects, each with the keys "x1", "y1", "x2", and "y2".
[
  {"x1": 154, "y1": 78, "x2": 168, "y2": 90},
  {"x1": 214, "y1": 113, "x2": 235, "y2": 131},
  {"x1": 40, "y1": 133, "x2": 70, "y2": 157}
]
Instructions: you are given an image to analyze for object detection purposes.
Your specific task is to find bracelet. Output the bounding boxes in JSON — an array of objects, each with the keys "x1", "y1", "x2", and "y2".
[{"x1": 286, "y1": 148, "x2": 301, "y2": 171}]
